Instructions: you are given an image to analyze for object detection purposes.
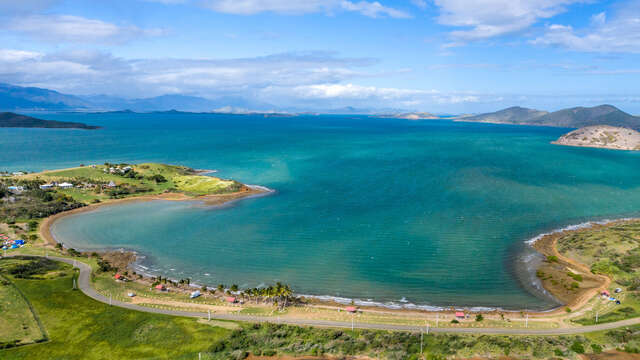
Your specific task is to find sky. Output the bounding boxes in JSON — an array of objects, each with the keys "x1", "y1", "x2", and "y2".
[{"x1": 0, "y1": 0, "x2": 639, "y2": 113}]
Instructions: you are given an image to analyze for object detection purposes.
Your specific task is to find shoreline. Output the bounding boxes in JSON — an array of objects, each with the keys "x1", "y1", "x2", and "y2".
[
  {"x1": 40, "y1": 202, "x2": 623, "y2": 316},
  {"x1": 40, "y1": 187, "x2": 271, "y2": 248}
]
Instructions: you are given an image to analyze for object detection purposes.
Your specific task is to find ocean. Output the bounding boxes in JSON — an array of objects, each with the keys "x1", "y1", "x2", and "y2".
[{"x1": 4, "y1": 112, "x2": 640, "y2": 310}]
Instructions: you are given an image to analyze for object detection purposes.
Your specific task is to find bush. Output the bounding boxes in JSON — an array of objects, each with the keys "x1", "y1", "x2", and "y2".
[
  {"x1": 591, "y1": 343, "x2": 603, "y2": 354},
  {"x1": 475, "y1": 314, "x2": 484, "y2": 322},
  {"x1": 547, "y1": 255, "x2": 559, "y2": 263},
  {"x1": 570, "y1": 341, "x2": 585, "y2": 354}
]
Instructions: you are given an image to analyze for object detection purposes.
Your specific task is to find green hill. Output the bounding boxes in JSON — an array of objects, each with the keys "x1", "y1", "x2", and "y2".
[{"x1": 458, "y1": 105, "x2": 640, "y2": 129}]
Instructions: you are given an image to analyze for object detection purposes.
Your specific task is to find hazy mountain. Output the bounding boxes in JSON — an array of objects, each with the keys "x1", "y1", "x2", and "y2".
[
  {"x1": 0, "y1": 83, "x2": 275, "y2": 112},
  {"x1": 0, "y1": 112, "x2": 100, "y2": 129},
  {"x1": 459, "y1": 106, "x2": 549, "y2": 124},
  {"x1": 0, "y1": 83, "x2": 91, "y2": 111},
  {"x1": 458, "y1": 105, "x2": 640, "y2": 130}
]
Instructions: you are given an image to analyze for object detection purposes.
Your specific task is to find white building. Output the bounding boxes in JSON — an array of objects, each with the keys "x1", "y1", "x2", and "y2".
[
  {"x1": 58, "y1": 182, "x2": 74, "y2": 189},
  {"x1": 39, "y1": 184, "x2": 54, "y2": 190},
  {"x1": 7, "y1": 186, "x2": 24, "y2": 194}
]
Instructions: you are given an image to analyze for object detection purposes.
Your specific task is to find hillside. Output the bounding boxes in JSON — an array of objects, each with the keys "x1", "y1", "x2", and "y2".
[
  {"x1": 458, "y1": 105, "x2": 640, "y2": 129},
  {"x1": 0, "y1": 112, "x2": 100, "y2": 129},
  {"x1": 458, "y1": 106, "x2": 549, "y2": 124},
  {"x1": 553, "y1": 125, "x2": 640, "y2": 151},
  {"x1": 0, "y1": 83, "x2": 90, "y2": 111}
]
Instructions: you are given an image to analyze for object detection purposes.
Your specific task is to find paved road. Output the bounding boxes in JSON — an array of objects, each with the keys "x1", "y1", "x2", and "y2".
[{"x1": 25, "y1": 256, "x2": 640, "y2": 335}]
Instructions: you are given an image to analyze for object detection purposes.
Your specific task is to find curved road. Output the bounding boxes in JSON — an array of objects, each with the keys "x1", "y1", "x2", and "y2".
[{"x1": 33, "y1": 256, "x2": 640, "y2": 335}]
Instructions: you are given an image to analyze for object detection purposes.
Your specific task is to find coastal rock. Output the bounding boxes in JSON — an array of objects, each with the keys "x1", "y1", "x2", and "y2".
[{"x1": 552, "y1": 125, "x2": 640, "y2": 151}]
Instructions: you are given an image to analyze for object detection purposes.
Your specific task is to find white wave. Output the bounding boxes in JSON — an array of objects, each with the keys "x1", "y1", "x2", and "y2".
[{"x1": 525, "y1": 217, "x2": 635, "y2": 245}]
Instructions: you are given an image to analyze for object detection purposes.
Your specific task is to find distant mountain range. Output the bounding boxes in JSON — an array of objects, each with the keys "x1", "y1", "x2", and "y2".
[
  {"x1": 0, "y1": 83, "x2": 274, "y2": 112},
  {"x1": 0, "y1": 112, "x2": 100, "y2": 129},
  {"x1": 458, "y1": 105, "x2": 640, "y2": 130}
]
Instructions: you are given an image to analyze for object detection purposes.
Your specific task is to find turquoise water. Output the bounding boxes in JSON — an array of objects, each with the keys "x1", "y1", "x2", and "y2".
[{"x1": 4, "y1": 113, "x2": 640, "y2": 310}]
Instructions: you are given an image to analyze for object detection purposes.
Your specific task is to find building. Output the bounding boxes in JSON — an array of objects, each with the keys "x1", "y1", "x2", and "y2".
[
  {"x1": 7, "y1": 186, "x2": 24, "y2": 194},
  {"x1": 58, "y1": 182, "x2": 74, "y2": 189},
  {"x1": 106, "y1": 181, "x2": 116, "y2": 188},
  {"x1": 455, "y1": 311, "x2": 465, "y2": 319},
  {"x1": 11, "y1": 171, "x2": 25, "y2": 176},
  {"x1": 39, "y1": 184, "x2": 54, "y2": 190}
]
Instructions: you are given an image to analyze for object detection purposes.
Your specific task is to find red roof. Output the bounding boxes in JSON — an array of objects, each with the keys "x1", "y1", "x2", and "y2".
[
  {"x1": 345, "y1": 306, "x2": 357, "y2": 313},
  {"x1": 225, "y1": 297, "x2": 237, "y2": 303},
  {"x1": 114, "y1": 274, "x2": 122, "y2": 279},
  {"x1": 155, "y1": 284, "x2": 165, "y2": 290},
  {"x1": 455, "y1": 312, "x2": 465, "y2": 317},
  {"x1": 601, "y1": 290, "x2": 610, "y2": 295}
]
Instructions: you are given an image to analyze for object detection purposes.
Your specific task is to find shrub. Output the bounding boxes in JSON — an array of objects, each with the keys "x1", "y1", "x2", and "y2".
[
  {"x1": 475, "y1": 314, "x2": 484, "y2": 322},
  {"x1": 591, "y1": 344, "x2": 603, "y2": 353},
  {"x1": 570, "y1": 341, "x2": 585, "y2": 354}
]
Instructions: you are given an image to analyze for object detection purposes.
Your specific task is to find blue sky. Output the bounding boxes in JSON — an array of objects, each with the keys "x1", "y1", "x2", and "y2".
[{"x1": 1, "y1": 0, "x2": 639, "y2": 113}]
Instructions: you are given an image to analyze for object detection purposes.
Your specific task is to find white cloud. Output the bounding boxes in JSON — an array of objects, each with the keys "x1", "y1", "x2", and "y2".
[
  {"x1": 0, "y1": 49, "x2": 42, "y2": 62},
  {"x1": 294, "y1": 83, "x2": 433, "y2": 99},
  {"x1": 5, "y1": 14, "x2": 165, "y2": 44},
  {"x1": 531, "y1": 1, "x2": 640, "y2": 53},
  {"x1": 200, "y1": 0, "x2": 410, "y2": 18},
  {"x1": 434, "y1": 0, "x2": 581, "y2": 40}
]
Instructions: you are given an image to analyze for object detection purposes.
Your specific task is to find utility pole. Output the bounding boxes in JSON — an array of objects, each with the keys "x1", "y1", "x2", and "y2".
[
  {"x1": 351, "y1": 313, "x2": 354, "y2": 331},
  {"x1": 420, "y1": 328, "x2": 423, "y2": 356},
  {"x1": 595, "y1": 310, "x2": 599, "y2": 324},
  {"x1": 73, "y1": 278, "x2": 76, "y2": 290},
  {"x1": 208, "y1": 310, "x2": 211, "y2": 321},
  {"x1": 435, "y1": 314, "x2": 439, "y2": 327},
  {"x1": 525, "y1": 313, "x2": 529, "y2": 328},
  {"x1": 109, "y1": 295, "x2": 112, "y2": 306}
]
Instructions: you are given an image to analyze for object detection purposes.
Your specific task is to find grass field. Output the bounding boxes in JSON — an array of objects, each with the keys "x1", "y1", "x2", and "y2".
[
  {"x1": 556, "y1": 220, "x2": 640, "y2": 325},
  {"x1": 0, "y1": 272, "x2": 44, "y2": 347},
  {"x1": 0, "y1": 257, "x2": 230, "y2": 359},
  {"x1": 21, "y1": 163, "x2": 243, "y2": 204}
]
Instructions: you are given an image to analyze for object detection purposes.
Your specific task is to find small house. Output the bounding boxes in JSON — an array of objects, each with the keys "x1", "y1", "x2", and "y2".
[
  {"x1": 225, "y1": 296, "x2": 237, "y2": 304},
  {"x1": 190, "y1": 290, "x2": 201, "y2": 299},
  {"x1": 155, "y1": 284, "x2": 166, "y2": 291},
  {"x1": 58, "y1": 182, "x2": 73, "y2": 189},
  {"x1": 114, "y1": 274, "x2": 122, "y2": 280},
  {"x1": 106, "y1": 181, "x2": 116, "y2": 188},
  {"x1": 455, "y1": 311, "x2": 465, "y2": 319},
  {"x1": 345, "y1": 306, "x2": 357, "y2": 313},
  {"x1": 11, "y1": 172, "x2": 25, "y2": 176},
  {"x1": 601, "y1": 290, "x2": 610, "y2": 297},
  {"x1": 39, "y1": 183, "x2": 54, "y2": 190},
  {"x1": 7, "y1": 186, "x2": 24, "y2": 194}
]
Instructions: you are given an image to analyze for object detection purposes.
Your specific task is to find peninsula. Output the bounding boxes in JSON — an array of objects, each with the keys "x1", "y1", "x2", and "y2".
[
  {"x1": 0, "y1": 112, "x2": 101, "y2": 130},
  {"x1": 553, "y1": 125, "x2": 640, "y2": 151}
]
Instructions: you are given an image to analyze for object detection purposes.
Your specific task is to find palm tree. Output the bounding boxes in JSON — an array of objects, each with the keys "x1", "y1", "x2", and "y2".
[
  {"x1": 230, "y1": 284, "x2": 239, "y2": 292},
  {"x1": 217, "y1": 284, "x2": 225, "y2": 292}
]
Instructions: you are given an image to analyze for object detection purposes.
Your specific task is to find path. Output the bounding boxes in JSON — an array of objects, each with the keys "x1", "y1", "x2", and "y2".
[{"x1": 16, "y1": 255, "x2": 640, "y2": 335}]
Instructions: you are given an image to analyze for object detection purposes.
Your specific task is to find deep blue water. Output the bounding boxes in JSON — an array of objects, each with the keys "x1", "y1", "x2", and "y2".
[{"x1": 4, "y1": 113, "x2": 640, "y2": 310}]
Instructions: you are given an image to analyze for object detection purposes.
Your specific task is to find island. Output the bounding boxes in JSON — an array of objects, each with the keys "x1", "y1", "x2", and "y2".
[
  {"x1": 552, "y1": 125, "x2": 640, "y2": 151},
  {"x1": 457, "y1": 104, "x2": 640, "y2": 130},
  {"x1": 0, "y1": 112, "x2": 101, "y2": 130}
]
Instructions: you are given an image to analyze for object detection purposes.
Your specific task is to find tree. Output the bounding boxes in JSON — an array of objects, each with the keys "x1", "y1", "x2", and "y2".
[
  {"x1": 475, "y1": 314, "x2": 484, "y2": 322},
  {"x1": 230, "y1": 284, "x2": 239, "y2": 292}
]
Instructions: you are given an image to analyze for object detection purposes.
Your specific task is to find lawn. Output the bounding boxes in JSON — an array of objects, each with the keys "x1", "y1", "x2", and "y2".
[
  {"x1": 0, "y1": 257, "x2": 230, "y2": 360},
  {"x1": 0, "y1": 271, "x2": 44, "y2": 347}
]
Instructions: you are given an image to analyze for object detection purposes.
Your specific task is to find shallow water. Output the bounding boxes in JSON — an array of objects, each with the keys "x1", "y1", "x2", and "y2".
[{"x1": 5, "y1": 113, "x2": 640, "y2": 310}]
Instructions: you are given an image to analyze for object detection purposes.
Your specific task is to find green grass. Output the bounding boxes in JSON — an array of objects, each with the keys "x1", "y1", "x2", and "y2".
[
  {"x1": 28, "y1": 163, "x2": 241, "y2": 203},
  {"x1": 556, "y1": 220, "x2": 640, "y2": 325},
  {"x1": 0, "y1": 258, "x2": 229, "y2": 359},
  {"x1": 0, "y1": 273, "x2": 44, "y2": 347}
]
